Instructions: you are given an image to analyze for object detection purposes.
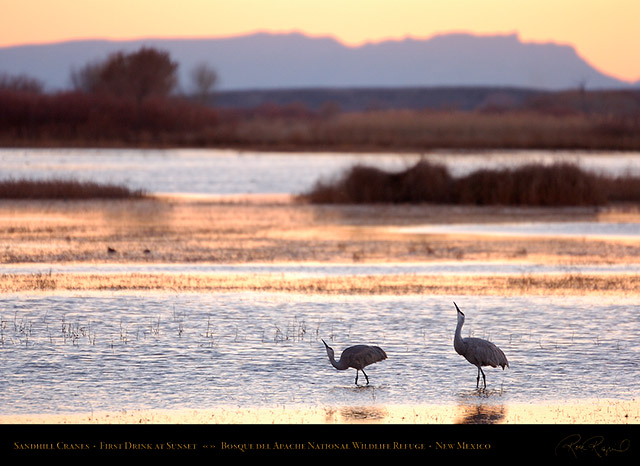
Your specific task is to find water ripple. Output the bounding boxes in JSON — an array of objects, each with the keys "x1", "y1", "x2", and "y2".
[{"x1": 0, "y1": 293, "x2": 637, "y2": 414}]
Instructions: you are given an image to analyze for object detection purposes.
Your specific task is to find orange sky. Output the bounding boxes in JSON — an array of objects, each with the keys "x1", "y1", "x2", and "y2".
[{"x1": 3, "y1": 0, "x2": 639, "y2": 83}]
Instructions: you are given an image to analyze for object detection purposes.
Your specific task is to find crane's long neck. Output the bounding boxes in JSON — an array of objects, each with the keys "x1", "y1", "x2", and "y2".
[
  {"x1": 328, "y1": 353, "x2": 348, "y2": 370},
  {"x1": 323, "y1": 341, "x2": 348, "y2": 370},
  {"x1": 454, "y1": 311, "x2": 466, "y2": 354}
]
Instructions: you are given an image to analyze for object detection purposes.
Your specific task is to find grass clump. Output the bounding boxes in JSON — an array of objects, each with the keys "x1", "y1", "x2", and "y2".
[
  {"x1": 300, "y1": 160, "x2": 640, "y2": 207},
  {"x1": 305, "y1": 160, "x2": 452, "y2": 204},
  {"x1": 456, "y1": 163, "x2": 606, "y2": 206},
  {"x1": 0, "y1": 178, "x2": 146, "y2": 200}
]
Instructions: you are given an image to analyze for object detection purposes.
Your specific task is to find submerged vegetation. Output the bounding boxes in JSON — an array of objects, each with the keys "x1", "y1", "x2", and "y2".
[
  {"x1": 0, "y1": 178, "x2": 146, "y2": 199},
  {"x1": 2, "y1": 271, "x2": 639, "y2": 296},
  {"x1": 300, "y1": 160, "x2": 640, "y2": 206}
]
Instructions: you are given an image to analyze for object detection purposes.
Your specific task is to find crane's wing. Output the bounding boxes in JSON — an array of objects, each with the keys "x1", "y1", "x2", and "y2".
[
  {"x1": 464, "y1": 338, "x2": 509, "y2": 369},
  {"x1": 341, "y1": 345, "x2": 388, "y2": 367}
]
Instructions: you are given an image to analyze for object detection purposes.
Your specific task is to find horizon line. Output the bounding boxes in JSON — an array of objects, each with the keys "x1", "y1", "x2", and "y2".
[
  {"x1": 1, "y1": 29, "x2": 637, "y2": 84},
  {"x1": 0, "y1": 28, "x2": 567, "y2": 49}
]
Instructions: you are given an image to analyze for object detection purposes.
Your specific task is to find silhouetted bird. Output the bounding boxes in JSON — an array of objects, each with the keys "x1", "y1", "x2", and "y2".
[
  {"x1": 322, "y1": 339, "x2": 387, "y2": 385},
  {"x1": 453, "y1": 302, "x2": 509, "y2": 389}
]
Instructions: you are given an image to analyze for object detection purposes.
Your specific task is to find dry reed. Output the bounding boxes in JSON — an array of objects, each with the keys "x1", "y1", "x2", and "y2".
[
  {"x1": 2, "y1": 272, "x2": 639, "y2": 296},
  {"x1": 300, "y1": 160, "x2": 640, "y2": 206},
  {"x1": 0, "y1": 178, "x2": 146, "y2": 199},
  {"x1": 2, "y1": 88, "x2": 639, "y2": 150}
]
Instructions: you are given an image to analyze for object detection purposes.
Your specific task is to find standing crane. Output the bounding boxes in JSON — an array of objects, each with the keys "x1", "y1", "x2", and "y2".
[
  {"x1": 453, "y1": 302, "x2": 509, "y2": 389},
  {"x1": 322, "y1": 339, "x2": 387, "y2": 385}
]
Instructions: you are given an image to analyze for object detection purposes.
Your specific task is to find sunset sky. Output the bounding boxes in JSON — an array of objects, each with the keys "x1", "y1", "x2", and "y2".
[{"x1": 3, "y1": 0, "x2": 639, "y2": 83}]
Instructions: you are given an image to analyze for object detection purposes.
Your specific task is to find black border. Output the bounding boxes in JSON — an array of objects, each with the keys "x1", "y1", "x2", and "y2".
[{"x1": 2, "y1": 423, "x2": 637, "y2": 461}]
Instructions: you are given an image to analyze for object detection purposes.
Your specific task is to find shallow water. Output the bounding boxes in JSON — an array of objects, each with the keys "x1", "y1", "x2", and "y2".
[
  {"x1": 3, "y1": 260, "x2": 640, "y2": 277},
  {"x1": 2, "y1": 148, "x2": 639, "y2": 418},
  {"x1": 1, "y1": 293, "x2": 638, "y2": 415},
  {"x1": 399, "y1": 222, "x2": 640, "y2": 239},
  {"x1": 2, "y1": 147, "x2": 640, "y2": 195}
]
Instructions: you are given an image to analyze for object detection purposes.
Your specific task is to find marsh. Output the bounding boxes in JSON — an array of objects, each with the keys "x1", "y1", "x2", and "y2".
[{"x1": 1, "y1": 148, "x2": 639, "y2": 424}]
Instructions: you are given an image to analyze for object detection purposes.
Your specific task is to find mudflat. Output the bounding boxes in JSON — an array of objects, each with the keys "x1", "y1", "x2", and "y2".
[{"x1": 1, "y1": 195, "x2": 640, "y2": 296}]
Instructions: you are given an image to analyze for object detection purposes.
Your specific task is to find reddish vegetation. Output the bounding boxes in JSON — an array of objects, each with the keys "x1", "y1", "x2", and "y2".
[
  {"x1": 1, "y1": 87, "x2": 640, "y2": 151},
  {"x1": 0, "y1": 178, "x2": 146, "y2": 199},
  {"x1": 0, "y1": 90, "x2": 219, "y2": 147},
  {"x1": 1, "y1": 46, "x2": 639, "y2": 151},
  {"x1": 300, "y1": 160, "x2": 640, "y2": 206}
]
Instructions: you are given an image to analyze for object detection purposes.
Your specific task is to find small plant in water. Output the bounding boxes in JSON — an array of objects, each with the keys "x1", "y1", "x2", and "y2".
[
  {"x1": 150, "y1": 316, "x2": 161, "y2": 336},
  {"x1": 273, "y1": 325, "x2": 284, "y2": 343},
  {"x1": 32, "y1": 270, "x2": 56, "y2": 290},
  {"x1": 119, "y1": 320, "x2": 129, "y2": 344},
  {"x1": 201, "y1": 317, "x2": 216, "y2": 347}
]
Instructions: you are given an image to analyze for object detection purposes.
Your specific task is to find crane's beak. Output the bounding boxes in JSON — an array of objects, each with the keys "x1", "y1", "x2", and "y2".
[
  {"x1": 321, "y1": 339, "x2": 329, "y2": 348},
  {"x1": 453, "y1": 302, "x2": 464, "y2": 316}
]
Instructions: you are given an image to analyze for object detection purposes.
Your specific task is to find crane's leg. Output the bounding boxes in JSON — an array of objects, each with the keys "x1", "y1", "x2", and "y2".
[
  {"x1": 354, "y1": 370, "x2": 359, "y2": 385},
  {"x1": 476, "y1": 367, "x2": 481, "y2": 388},
  {"x1": 480, "y1": 368, "x2": 486, "y2": 389},
  {"x1": 362, "y1": 369, "x2": 370, "y2": 385}
]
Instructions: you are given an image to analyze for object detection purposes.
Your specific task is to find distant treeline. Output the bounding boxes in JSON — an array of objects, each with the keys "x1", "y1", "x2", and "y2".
[
  {"x1": 1, "y1": 46, "x2": 639, "y2": 151},
  {"x1": 299, "y1": 160, "x2": 640, "y2": 206},
  {"x1": 0, "y1": 90, "x2": 220, "y2": 147},
  {"x1": 2, "y1": 87, "x2": 640, "y2": 151},
  {"x1": 213, "y1": 86, "x2": 542, "y2": 112},
  {"x1": 0, "y1": 47, "x2": 221, "y2": 147}
]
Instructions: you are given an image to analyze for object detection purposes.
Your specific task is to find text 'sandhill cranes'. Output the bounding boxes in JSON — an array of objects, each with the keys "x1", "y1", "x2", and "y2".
[
  {"x1": 322, "y1": 339, "x2": 387, "y2": 385},
  {"x1": 453, "y1": 302, "x2": 509, "y2": 389}
]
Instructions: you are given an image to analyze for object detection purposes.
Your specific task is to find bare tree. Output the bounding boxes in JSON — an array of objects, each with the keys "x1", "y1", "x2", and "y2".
[
  {"x1": 70, "y1": 47, "x2": 178, "y2": 103},
  {"x1": 190, "y1": 62, "x2": 218, "y2": 103},
  {"x1": 70, "y1": 62, "x2": 103, "y2": 93}
]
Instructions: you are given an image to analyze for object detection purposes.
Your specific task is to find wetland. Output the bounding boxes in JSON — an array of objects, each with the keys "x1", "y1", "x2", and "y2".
[{"x1": 1, "y1": 148, "x2": 639, "y2": 424}]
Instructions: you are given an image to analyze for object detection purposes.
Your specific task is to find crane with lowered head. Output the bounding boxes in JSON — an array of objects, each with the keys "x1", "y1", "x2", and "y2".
[{"x1": 322, "y1": 339, "x2": 387, "y2": 385}]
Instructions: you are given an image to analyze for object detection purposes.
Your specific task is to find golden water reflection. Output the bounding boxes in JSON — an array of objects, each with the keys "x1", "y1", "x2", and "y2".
[
  {"x1": 321, "y1": 403, "x2": 508, "y2": 424},
  {"x1": 324, "y1": 406, "x2": 390, "y2": 423},
  {"x1": 454, "y1": 403, "x2": 506, "y2": 424},
  {"x1": 2, "y1": 398, "x2": 637, "y2": 424}
]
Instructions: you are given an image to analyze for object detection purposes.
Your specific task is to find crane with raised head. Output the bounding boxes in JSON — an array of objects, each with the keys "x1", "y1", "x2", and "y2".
[{"x1": 453, "y1": 302, "x2": 509, "y2": 389}]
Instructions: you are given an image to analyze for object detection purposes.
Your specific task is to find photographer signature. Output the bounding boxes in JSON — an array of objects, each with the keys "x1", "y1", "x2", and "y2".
[{"x1": 555, "y1": 434, "x2": 630, "y2": 458}]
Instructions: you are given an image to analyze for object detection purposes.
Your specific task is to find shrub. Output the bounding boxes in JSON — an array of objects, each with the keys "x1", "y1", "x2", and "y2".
[
  {"x1": 302, "y1": 160, "x2": 453, "y2": 203},
  {"x1": 0, "y1": 178, "x2": 146, "y2": 199},
  {"x1": 0, "y1": 90, "x2": 218, "y2": 146},
  {"x1": 455, "y1": 163, "x2": 607, "y2": 206},
  {"x1": 300, "y1": 160, "x2": 640, "y2": 206}
]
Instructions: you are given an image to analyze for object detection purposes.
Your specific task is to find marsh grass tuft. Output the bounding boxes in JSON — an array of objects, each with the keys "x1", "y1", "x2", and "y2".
[
  {"x1": 32, "y1": 270, "x2": 57, "y2": 290},
  {"x1": 300, "y1": 160, "x2": 640, "y2": 206},
  {"x1": 303, "y1": 160, "x2": 452, "y2": 204},
  {"x1": 0, "y1": 178, "x2": 146, "y2": 199},
  {"x1": 2, "y1": 271, "x2": 638, "y2": 296}
]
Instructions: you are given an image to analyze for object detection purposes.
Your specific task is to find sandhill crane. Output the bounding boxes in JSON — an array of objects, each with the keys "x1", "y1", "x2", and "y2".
[
  {"x1": 453, "y1": 302, "x2": 509, "y2": 389},
  {"x1": 322, "y1": 339, "x2": 387, "y2": 385}
]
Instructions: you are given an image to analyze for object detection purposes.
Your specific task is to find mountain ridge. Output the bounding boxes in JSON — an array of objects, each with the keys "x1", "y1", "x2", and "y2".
[{"x1": 0, "y1": 31, "x2": 637, "y2": 92}]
